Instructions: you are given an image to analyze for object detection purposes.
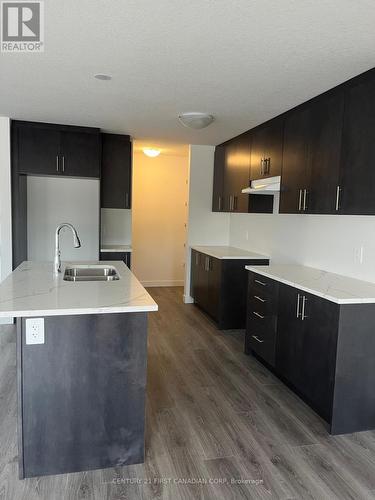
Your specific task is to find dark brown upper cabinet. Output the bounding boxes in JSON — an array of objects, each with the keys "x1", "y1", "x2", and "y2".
[
  {"x1": 13, "y1": 121, "x2": 101, "y2": 178},
  {"x1": 279, "y1": 105, "x2": 311, "y2": 214},
  {"x1": 339, "y1": 71, "x2": 375, "y2": 215},
  {"x1": 306, "y1": 90, "x2": 344, "y2": 214},
  {"x1": 101, "y1": 134, "x2": 132, "y2": 209},
  {"x1": 223, "y1": 132, "x2": 251, "y2": 213},
  {"x1": 60, "y1": 130, "x2": 101, "y2": 178},
  {"x1": 250, "y1": 118, "x2": 284, "y2": 180},
  {"x1": 212, "y1": 144, "x2": 226, "y2": 212},
  {"x1": 212, "y1": 133, "x2": 274, "y2": 214},
  {"x1": 215, "y1": 67, "x2": 375, "y2": 217},
  {"x1": 280, "y1": 90, "x2": 345, "y2": 215},
  {"x1": 16, "y1": 124, "x2": 61, "y2": 176}
]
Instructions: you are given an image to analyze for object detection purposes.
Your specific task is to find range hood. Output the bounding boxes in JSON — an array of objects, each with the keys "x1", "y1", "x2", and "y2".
[{"x1": 242, "y1": 176, "x2": 280, "y2": 195}]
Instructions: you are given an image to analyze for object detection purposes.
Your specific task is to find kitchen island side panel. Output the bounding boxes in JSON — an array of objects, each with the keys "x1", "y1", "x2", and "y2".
[
  {"x1": 331, "y1": 303, "x2": 375, "y2": 435},
  {"x1": 18, "y1": 312, "x2": 148, "y2": 478}
]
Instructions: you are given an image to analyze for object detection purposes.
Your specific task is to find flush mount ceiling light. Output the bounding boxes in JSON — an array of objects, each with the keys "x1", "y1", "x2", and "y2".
[
  {"x1": 178, "y1": 112, "x2": 215, "y2": 129},
  {"x1": 143, "y1": 148, "x2": 161, "y2": 158},
  {"x1": 94, "y1": 74, "x2": 112, "y2": 81}
]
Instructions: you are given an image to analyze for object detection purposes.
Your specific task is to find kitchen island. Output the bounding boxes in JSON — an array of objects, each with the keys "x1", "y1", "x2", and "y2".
[{"x1": 0, "y1": 261, "x2": 157, "y2": 478}]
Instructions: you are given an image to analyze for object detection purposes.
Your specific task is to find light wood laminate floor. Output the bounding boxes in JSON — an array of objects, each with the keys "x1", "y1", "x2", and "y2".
[{"x1": 1, "y1": 287, "x2": 375, "y2": 499}]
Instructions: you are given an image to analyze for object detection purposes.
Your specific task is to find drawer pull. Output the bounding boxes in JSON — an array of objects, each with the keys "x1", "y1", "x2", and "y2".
[
  {"x1": 253, "y1": 311, "x2": 265, "y2": 319},
  {"x1": 254, "y1": 279, "x2": 267, "y2": 286},
  {"x1": 254, "y1": 295, "x2": 266, "y2": 303},
  {"x1": 252, "y1": 335, "x2": 264, "y2": 343}
]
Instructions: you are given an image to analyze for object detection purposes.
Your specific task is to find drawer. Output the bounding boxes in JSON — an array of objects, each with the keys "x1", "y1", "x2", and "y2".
[
  {"x1": 248, "y1": 272, "x2": 278, "y2": 298},
  {"x1": 247, "y1": 312, "x2": 277, "y2": 336},
  {"x1": 246, "y1": 324, "x2": 276, "y2": 366},
  {"x1": 248, "y1": 293, "x2": 277, "y2": 315}
]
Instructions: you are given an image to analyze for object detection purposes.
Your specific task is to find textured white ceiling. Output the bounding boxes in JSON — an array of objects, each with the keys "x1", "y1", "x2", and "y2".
[{"x1": 1, "y1": 0, "x2": 375, "y2": 145}]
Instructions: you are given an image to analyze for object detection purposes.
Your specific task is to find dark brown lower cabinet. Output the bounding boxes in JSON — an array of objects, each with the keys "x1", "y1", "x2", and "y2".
[
  {"x1": 246, "y1": 271, "x2": 375, "y2": 435},
  {"x1": 100, "y1": 251, "x2": 131, "y2": 268},
  {"x1": 191, "y1": 250, "x2": 269, "y2": 329},
  {"x1": 276, "y1": 284, "x2": 339, "y2": 423}
]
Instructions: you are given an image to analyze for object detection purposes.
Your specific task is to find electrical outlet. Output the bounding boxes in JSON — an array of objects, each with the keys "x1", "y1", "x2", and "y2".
[
  {"x1": 354, "y1": 246, "x2": 364, "y2": 265},
  {"x1": 25, "y1": 318, "x2": 45, "y2": 345}
]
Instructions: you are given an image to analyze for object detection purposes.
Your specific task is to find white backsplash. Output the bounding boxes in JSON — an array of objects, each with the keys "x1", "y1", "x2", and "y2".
[{"x1": 230, "y1": 212, "x2": 375, "y2": 283}]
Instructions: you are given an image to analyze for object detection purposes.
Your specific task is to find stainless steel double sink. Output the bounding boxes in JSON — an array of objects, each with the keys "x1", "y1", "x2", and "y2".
[{"x1": 63, "y1": 265, "x2": 120, "y2": 282}]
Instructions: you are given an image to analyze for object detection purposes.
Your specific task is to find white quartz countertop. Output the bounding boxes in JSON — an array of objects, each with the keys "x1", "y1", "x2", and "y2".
[
  {"x1": 100, "y1": 245, "x2": 132, "y2": 253},
  {"x1": 0, "y1": 261, "x2": 158, "y2": 318},
  {"x1": 191, "y1": 246, "x2": 269, "y2": 260},
  {"x1": 246, "y1": 264, "x2": 375, "y2": 305}
]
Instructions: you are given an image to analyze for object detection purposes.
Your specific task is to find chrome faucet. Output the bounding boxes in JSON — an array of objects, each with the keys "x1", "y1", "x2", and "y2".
[{"x1": 54, "y1": 223, "x2": 81, "y2": 274}]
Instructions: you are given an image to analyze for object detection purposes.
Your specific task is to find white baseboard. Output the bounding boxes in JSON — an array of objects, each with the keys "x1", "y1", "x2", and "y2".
[
  {"x1": 183, "y1": 294, "x2": 194, "y2": 304},
  {"x1": 141, "y1": 280, "x2": 185, "y2": 287}
]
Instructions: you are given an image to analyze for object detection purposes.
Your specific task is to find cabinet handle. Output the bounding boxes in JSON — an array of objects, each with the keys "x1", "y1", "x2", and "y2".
[
  {"x1": 252, "y1": 335, "x2": 264, "y2": 343},
  {"x1": 260, "y1": 158, "x2": 264, "y2": 176},
  {"x1": 267, "y1": 158, "x2": 271, "y2": 175},
  {"x1": 218, "y1": 195, "x2": 222, "y2": 211},
  {"x1": 255, "y1": 279, "x2": 267, "y2": 286},
  {"x1": 195, "y1": 253, "x2": 199, "y2": 266},
  {"x1": 230, "y1": 195, "x2": 235, "y2": 211},
  {"x1": 303, "y1": 189, "x2": 308, "y2": 211},
  {"x1": 296, "y1": 293, "x2": 301, "y2": 318},
  {"x1": 62, "y1": 156, "x2": 65, "y2": 172},
  {"x1": 233, "y1": 196, "x2": 238, "y2": 210},
  {"x1": 254, "y1": 295, "x2": 266, "y2": 303},
  {"x1": 205, "y1": 256, "x2": 210, "y2": 272},
  {"x1": 298, "y1": 189, "x2": 303, "y2": 211},
  {"x1": 335, "y1": 186, "x2": 341, "y2": 211},
  {"x1": 253, "y1": 311, "x2": 265, "y2": 319},
  {"x1": 301, "y1": 296, "x2": 308, "y2": 321},
  {"x1": 56, "y1": 155, "x2": 59, "y2": 172}
]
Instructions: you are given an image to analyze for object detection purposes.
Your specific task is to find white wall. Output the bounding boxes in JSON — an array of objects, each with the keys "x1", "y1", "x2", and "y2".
[
  {"x1": 27, "y1": 176, "x2": 99, "y2": 261},
  {"x1": 0, "y1": 117, "x2": 12, "y2": 324},
  {"x1": 101, "y1": 209, "x2": 132, "y2": 246},
  {"x1": 230, "y1": 212, "x2": 375, "y2": 283},
  {"x1": 184, "y1": 145, "x2": 230, "y2": 302},
  {"x1": 132, "y1": 150, "x2": 189, "y2": 287}
]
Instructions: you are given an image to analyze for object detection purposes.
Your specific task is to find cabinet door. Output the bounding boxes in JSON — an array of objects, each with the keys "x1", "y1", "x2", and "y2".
[
  {"x1": 190, "y1": 250, "x2": 200, "y2": 299},
  {"x1": 307, "y1": 91, "x2": 344, "y2": 214},
  {"x1": 212, "y1": 145, "x2": 226, "y2": 212},
  {"x1": 251, "y1": 119, "x2": 283, "y2": 180},
  {"x1": 339, "y1": 73, "x2": 375, "y2": 214},
  {"x1": 60, "y1": 130, "x2": 101, "y2": 178},
  {"x1": 101, "y1": 134, "x2": 132, "y2": 209},
  {"x1": 279, "y1": 106, "x2": 311, "y2": 214},
  {"x1": 264, "y1": 118, "x2": 284, "y2": 178},
  {"x1": 276, "y1": 284, "x2": 305, "y2": 388},
  {"x1": 16, "y1": 123, "x2": 61, "y2": 175},
  {"x1": 300, "y1": 292, "x2": 339, "y2": 421},
  {"x1": 250, "y1": 127, "x2": 266, "y2": 180},
  {"x1": 223, "y1": 133, "x2": 251, "y2": 213},
  {"x1": 206, "y1": 256, "x2": 221, "y2": 321},
  {"x1": 191, "y1": 252, "x2": 208, "y2": 308}
]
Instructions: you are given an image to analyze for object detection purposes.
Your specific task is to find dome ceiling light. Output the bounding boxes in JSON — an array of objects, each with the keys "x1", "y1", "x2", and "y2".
[
  {"x1": 143, "y1": 148, "x2": 161, "y2": 158},
  {"x1": 178, "y1": 112, "x2": 215, "y2": 129}
]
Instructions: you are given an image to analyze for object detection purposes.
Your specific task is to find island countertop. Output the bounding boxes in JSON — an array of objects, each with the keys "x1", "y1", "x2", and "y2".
[{"x1": 0, "y1": 261, "x2": 158, "y2": 318}]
